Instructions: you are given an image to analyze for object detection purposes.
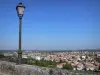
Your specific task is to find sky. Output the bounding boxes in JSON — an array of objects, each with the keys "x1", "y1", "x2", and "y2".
[{"x1": 0, "y1": 0, "x2": 100, "y2": 50}]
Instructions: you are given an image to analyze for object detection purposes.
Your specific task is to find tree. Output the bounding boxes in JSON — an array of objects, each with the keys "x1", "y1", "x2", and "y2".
[
  {"x1": 0, "y1": 53, "x2": 5, "y2": 58},
  {"x1": 22, "y1": 58, "x2": 28, "y2": 64},
  {"x1": 95, "y1": 57, "x2": 100, "y2": 63},
  {"x1": 63, "y1": 63, "x2": 73, "y2": 70},
  {"x1": 98, "y1": 65, "x2": 100, "y2": 70},
  {"x1": 59, "y1": 59, "x2": 62, "y2": 63},
  {"x1": 25, "y1": 58, "x2": 57, "y2": 68}
]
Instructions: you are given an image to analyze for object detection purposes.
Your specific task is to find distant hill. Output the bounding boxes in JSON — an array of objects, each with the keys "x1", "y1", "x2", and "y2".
[
  {"x1": 0, "y1": 50, "x2": 17, "y2": 53},
  {"x1": 0, "y1": 49, "x2": 100, "y2": 53}
]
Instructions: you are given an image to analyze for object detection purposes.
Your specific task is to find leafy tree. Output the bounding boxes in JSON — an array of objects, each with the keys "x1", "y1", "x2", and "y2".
[
  {"x1": 26, "y1": 58, "x2": 57, "y2": 68},
  {"x1": 63, "y1": 63, "x2": 73, "y2": 70},
  {"x1": 95, "y1": 58, "x2": 100, "y2": 63},
  {"x1": 59, "y1": 59, "x2": 63, "y2": 63},
  {"x1": 22, "y1": 58, "x2": 28, "y2": 64},
  {"x1": 98, "y1": 66, "x2": 100, "y2": 70},
  {"x1": 0, "y1": 53, "x2": 5, "y2": 58}
]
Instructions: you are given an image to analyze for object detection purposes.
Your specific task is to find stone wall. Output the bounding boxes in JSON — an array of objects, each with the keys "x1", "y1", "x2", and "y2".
[{"x1": 0, "y1": 61, "x2": 100, "y2": 75}]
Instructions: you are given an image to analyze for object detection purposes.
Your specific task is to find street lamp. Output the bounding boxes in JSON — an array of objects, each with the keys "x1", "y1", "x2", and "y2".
[{"x1": 16, "y1": 2, "x2": 25, "y2": 64}]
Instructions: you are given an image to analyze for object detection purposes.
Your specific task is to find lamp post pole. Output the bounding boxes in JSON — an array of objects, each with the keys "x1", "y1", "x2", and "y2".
[
  {"x1": 18, "y1": 17, "x2": 22, "y2": 64},
  {"x1": 16, "y1": 2, "x2": 25, "y2": 64}
]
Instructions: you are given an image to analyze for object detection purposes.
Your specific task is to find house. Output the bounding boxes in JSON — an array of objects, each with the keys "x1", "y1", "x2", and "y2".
[
  {"x1": 35, "y1": 56, "x2": 41, "y2": 60},
  {"x1": 56, "y1": 63, "x2": 66, "y2": 68},
  {"x1": 22, "y1": 55, "x2": 27, "y2": 58},
  {"x1": 76, "y1": 63, "x2": 84, "y2": 70},
  {"x1": 86, "y1": 63, "x2": 95, "y2": 71},
  {"x1": 97, "y1": 52, "x2": 100, "y2": 57}
]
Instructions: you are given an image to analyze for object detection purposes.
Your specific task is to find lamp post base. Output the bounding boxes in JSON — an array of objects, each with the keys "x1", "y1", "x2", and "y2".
[{"x1": 17, "y1": 51, "x2": 22, "y2": 64}]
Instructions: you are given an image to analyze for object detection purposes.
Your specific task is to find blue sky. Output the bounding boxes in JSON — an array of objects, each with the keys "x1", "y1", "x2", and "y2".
[{"x1": 0, "y1": 0, "x2": 100, "y2": 50}]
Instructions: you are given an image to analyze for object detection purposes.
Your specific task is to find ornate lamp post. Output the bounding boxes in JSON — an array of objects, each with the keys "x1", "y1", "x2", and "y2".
[{"x1": 16, "y1": 2, "x2": 25, "y2": 64}]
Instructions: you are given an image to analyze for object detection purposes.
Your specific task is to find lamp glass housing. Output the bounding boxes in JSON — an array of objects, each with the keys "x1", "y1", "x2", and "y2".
[{"x1": 16, "y1": 3, "x2": 25, "y2": 18}]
